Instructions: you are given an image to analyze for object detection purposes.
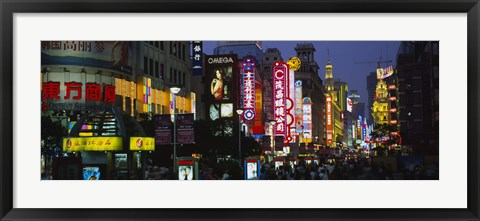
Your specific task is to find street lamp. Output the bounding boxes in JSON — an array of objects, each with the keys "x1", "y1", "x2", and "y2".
[
  {"x1": 170, "y1": 87, "x2": 181, "y2": 177},
  {"x1": 236, "y1": 109, "x2": 244, "y2": 165}
]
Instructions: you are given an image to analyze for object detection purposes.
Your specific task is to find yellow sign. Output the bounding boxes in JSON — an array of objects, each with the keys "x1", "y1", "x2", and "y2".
[
  {"x1": 129, "y1": 137, "x2": 155, "y2": 151},
  {"x1": 63, "y1": 137, "x2": 123, "y2": 152},
  {"x1": 287, "y1": 57, "x2": 301, "y2": 71}
]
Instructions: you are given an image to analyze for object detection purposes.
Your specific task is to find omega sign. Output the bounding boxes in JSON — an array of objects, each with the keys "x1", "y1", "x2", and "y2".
[{"x1": 207, "y1": 57, "x2": 234, "y2": 64}]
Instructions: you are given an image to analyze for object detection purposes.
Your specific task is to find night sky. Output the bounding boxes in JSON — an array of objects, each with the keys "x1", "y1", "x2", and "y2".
[{"x1": 202, "y1": 41, "x2": 401, "y2": 105}]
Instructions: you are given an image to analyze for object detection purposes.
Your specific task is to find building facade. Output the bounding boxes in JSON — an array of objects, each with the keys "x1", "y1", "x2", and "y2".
[
  {"x1": 294, "y1": 43, "x2": 326, "y2": 145},
  {"x1": 396, "y1": 41, "x2": 439, "y2": 154}
]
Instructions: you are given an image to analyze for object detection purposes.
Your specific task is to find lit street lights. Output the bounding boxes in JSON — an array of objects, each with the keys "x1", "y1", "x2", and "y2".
[
  {"x1": 170, "y1": 87, "x2": 181, "y2": 177},
  {"x1": 236, "y1": 109, "x2": 244, "y2": 165}
]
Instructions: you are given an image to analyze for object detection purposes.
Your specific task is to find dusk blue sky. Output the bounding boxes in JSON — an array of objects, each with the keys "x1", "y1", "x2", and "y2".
[{"x1": 203, "y1": 41, "x2": 401, "y2": 105}]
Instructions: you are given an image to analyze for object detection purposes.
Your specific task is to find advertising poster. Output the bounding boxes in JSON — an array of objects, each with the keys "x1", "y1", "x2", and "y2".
[
  {"x1": 245, "y1": 161, "x2": 259, "y2": 180},
  {"x1": 176, "y1": 113, "x2": 195, "y2": 144},
  {"x1": 42, "y1": 41, "x2": 133, "y2": 75},
  {"x1": 178, "y1": 165, "x2": 194, "y2": 180},
  {"x1": 83, "y1": 166, "x2": 100, "y2": 180},
  {"x1": 154, "y1": 114, "x2": 172, "y2": 145},
  {"x1": 274, "y1": 160, "x2": 284, "y2": 171},
  {"x1": 204, "y1": 54, "x2": 237, "y2": 103}
]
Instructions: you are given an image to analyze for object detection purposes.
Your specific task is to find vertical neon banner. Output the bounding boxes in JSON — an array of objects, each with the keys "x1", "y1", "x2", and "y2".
[
  {"x1": 326, "y1": 95, "x2": 333, "y2": 145},
  {"x1": 242, "y1": 58, "x2": 255, "y2": 121},
  {"x1": 273, "y1": 62, "x2": 288, "y2": 139}
]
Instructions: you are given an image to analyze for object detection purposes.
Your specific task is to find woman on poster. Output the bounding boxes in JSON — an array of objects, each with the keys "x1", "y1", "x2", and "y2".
[{"x1": 210, "y1": 69, "x2": 224, "y2": 101}]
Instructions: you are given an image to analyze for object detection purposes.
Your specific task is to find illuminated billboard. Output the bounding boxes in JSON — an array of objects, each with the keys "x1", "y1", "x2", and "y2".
[
  {"x1": 376, "y1": 65, "x2": 395, "y2": 80},
  {"x1": 42, "y1": 41, "x2": 133, "y2": 74},
  {"x1": 205, "y1": 54, "x2": 237, "y2": 103},
  {"x1": 63, "y1": 137, "x2": 123, "y2": 152},
  {"x1": 129, "y1": 137, "x2": 155, "y2": 151},
  {"x1": 347, "y1": 98, "x2": 353, "y2": 112},
  {"x1": 302, "y1": 97, "x2": 313, "y2": 141},
  {"x1": 83, "y1": 166, "x2": 100, "y2": 180},
  {"x1": 253, "y1": 81, "x2": 264, "y2": 134},
  {"x1": 294, "y1": 80, "x2": 303, "y2": 133}
]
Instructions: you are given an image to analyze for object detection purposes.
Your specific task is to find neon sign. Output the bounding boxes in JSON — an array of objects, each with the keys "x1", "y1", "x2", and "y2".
[
  {"x1": 242, "y1": 58, "x2": 255, "y2": 121},
  {"x1": 326, "y1": 95, "x2": 333, "y2": 145},
  {"x1": 273, "y1": 62, "x2": 288, "y2": 138}
]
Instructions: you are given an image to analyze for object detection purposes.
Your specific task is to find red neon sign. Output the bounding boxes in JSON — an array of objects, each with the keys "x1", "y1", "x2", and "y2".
[
  {"x1": 42, "y1": 81, "x2": 115, "y2": 103},
  {"x1": 273, "y1": 62, "x2": 288, "y2": 138}
]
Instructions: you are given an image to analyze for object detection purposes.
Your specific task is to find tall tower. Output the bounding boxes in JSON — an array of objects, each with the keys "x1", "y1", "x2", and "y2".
[
  {"x1": 323, "y1": 49, "x2": 343, "y2": 146},
  {"x1": 371, "y1": 76, "x2": 389, "y2": 126},
  {"x1": 324, "y1": 49, "x2": 334, "y2": 91}
]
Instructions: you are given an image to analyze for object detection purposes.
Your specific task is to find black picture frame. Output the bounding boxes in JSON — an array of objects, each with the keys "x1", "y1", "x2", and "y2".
[{"x1": 1, "y1": 0, "x2": 479, "y2": 220}]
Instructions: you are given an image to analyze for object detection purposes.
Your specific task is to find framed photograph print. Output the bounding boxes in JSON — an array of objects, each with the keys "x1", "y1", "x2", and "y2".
[{"x1": 1, "y1": 0, "x2": 479, "y2": 220}]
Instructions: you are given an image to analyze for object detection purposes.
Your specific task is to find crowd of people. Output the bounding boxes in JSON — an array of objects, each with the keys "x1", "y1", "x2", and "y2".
[{"x1": 142, "y1": 157, "x2": 439, "y2": 180}]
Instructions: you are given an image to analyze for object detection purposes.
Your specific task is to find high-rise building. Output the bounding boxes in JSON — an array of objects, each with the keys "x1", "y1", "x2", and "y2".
[
  {"x1": 396, "y1": 41, "x2": 439, "y2": 154},
  {"x1": 262, "y1": 48, "x2": 283, "y2": 122},
  {"x1": 334, "y1": 80, "x2": 349, "y2": 111},
  {"x1": 294, "y1": 43, "x2": 326, "y2": 145},
  {"x1": 323, "y1": 50, "x2": 343, "y2": 146}
]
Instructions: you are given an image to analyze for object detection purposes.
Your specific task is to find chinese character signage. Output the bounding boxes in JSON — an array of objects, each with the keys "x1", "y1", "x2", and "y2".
[
  {"x1": 42, "y1": 41, "x2": 133, "y2": 74},
  {"x1": 129, "y1": 137, "x2": 155, "y2": 151},
  {"x1": 42, "y1": 81, "x2": 115, "y2": 111},
  {"x1": 326, "y1": 95, "x2": 333, "y2": 145},
  {"x1": 273, "y1": 62, "x2": 288, "y2": 138},
  {"x1": 286, "y1": 70, "x2": 295, "y2": 143},
  {"x1": 192, "y1": 41, "x2": 203, "y2": 75},
  {"x1": 242, "y1": 58, "x2": 255, "y2": 121},
  {"x1": 154, "y1": 114, "x2": 172, "y2": 145},
  {"x1": 63, "y1": 137, "x2": 123, "y2": 152},
  {"x1": 176, "y1": 113, "x2": 195, "y2": 144}
]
